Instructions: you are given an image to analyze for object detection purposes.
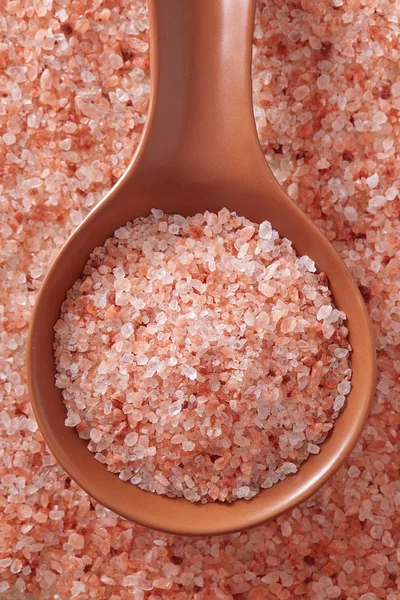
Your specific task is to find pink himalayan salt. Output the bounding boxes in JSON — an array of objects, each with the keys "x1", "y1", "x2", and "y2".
[
  {"x1": 54, "y1": 209, "x2": 351, "y2": 503},
  {"x1": 68, "y1": 532, "x2": 85, "y2": 550},
  {"x1": 1, "y1": 0, "x2": 400, "y2": 597}
]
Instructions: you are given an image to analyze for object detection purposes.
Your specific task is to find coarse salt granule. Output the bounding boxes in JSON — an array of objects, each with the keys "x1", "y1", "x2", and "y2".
[{"x1": 55, "y1": 209, "x2": 351, "y2": 503}]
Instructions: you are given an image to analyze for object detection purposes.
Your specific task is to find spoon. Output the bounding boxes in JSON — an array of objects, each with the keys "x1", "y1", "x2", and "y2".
[{"x1": 27, "y1": 0, "x2": 375, "y2": 535}]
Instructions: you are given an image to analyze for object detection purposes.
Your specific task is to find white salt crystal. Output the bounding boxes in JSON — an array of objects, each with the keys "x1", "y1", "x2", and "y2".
[
  {"x1": 108, "y1": 52, "x2": 124, "y2": 70},
  {"x1": 236, "y1": 486, "x2": 250, "y2": 499},
  {"x1": 70, "y1": 209, "x2": 83, "y2": 226},
  {"x1": 56, "y1": 8, "x2": 68, "y2": 21},
  {"x1": 334, "y1": 348, "x2": 349, "y2": 358},
  {"x1": 368, "y1": 195, "x2": 387, "y2": 211},
  {"x1": 168, "y1": 223, "x2": 180, "y2": 235},
  {"x1": 244, "y1": 310, "x2": 255, "y2": 326},
  {"x1": 144, "y1": 357, "x2": 159, "y2": 378},
  {"x1": 344, "y1": 206, "x2": 358, "y2": 221},
  {"x1": 299, "y1": 255, "x2": 316, "y2": 272},
  {"x1": 137, "y1": 355, "x2": 148, "y2": 365},
  {"x1": 3, "y1": 132, "x2": 16, "y2": 145},
  {"x1": 333, "y1": 395, "x2": 346, "y2": 411},
  {"x1": 182, "y1": 440, "x2": 195, "y2": 452},
  {"x1": 259, "y1": 283, "x2": 275, "y2": 298},
  {"x1": 65, "y1": 412, "x2": 80, "y2": 427},
  {"x1": 373, "y1": 111, "x2": 387, "y2": 125},
  {"x1": 280, "y1": 462, "x2": 297, "y2": 475},
  {"x1": 259, "y1": 221, "x2": 273, "y2": 240},
  {"x1": 287, "y1": 182, "x2": 299, "y2": 200},
  {"x1": 316, "y1": 158, "x2": 331, "y2": 170},
  {"x1": 307, "y1": 443, "x2": 320, "y2": 455},
  {"x1": 385, "y1": 187, "x2": 398, "y2": 200},
  {"x1": 97, "y1": 361, "x2": 108, "y2": 375},
  {"x1": 181, "y1": 365, "x2": 197, "y2": 380},
  {"x1": 317, "y1": 305, "x2": 332, "y2": 320},
  {"x1": 366, "y1": 174, "x2": 379, "y2": 188},
  {"x1": 237, "y1": 242, "x2": 249, "y2": 259},
  {"x1": 114, "y1": 227, "x2": 130, "y2": 240},
  {"x1": 90, "y1": 429, "x2": 102, "y2": 443},
  {"x1": 121, "y1": 323, "x2": 134, "y2": 338},
  {"x1": 184, "y1": 475, "x2": 195, "y2": 488},
  {"x1": 151, "y1": 208, "x2": 163, "y2": 218},
  {"x1": 124, "y1": 432, "x2": 139, "y2": 446},
  {"x1": 337, "y1": 380, "x2": 351, "y2": 395},
  {"x1": 193, "y1": 576, "x2": 204, "y2": 588},
  {"x1": 131, "y1": 297, "x2": 145, "y2": 310}
]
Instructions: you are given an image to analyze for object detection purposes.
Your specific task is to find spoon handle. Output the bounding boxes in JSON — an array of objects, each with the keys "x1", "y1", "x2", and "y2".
[{"x1": 139, "y1": 0, "x2": 259, "y2": 174}]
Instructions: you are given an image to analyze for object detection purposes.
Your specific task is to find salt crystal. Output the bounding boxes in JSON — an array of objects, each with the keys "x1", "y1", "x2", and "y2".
[
  {"x1": 280, "y1": 462, "x2": 297, "y2": 475},
  {"x1": 391, "y1": 81, "x2": 400, "y2": 97},
  {"x1": 236, "y1": 486, "x2": 250, "y2": 498},
  {"x1": 299, "y1": 255, "x2": 316, "y2": 272},
  {"x1": 90, "y1": 429, "x2": 102, "y2": 443},
  {"x1": 121, "y1": 323, "x2": 134, "y2": 338},
  {"x1": 3, "y1": 133, "x2": 16, "y2": 145},
  {"x1": 368, "y1": 195, "x2": 387, "y2": 211},
  {"x1": 373, "y1": 111, "x2": 387, "y2": 125},
  {"x1": 293, "y1": 85, "x2": 310, "y2": 100},
  {"x1": 317, "y1": 305, "x2": 332, "y2": 320},
  {"x1": 124, "y1": 432, "x2": 139, "y2": 446},
  {"x1": 307, "y1": 443, "x2": 320, "y2": 455},
  {"x1": 181, "y1": 365, "x2": 197, "y2": 380},
  {"x1": 281, "y1": 521, "x2": 293, "y2": 537},
  {"x1": 344, "y1": 206, "x2": 358, "y2": 222},
  {"x1": 317, "y1": 74, "x2": 330, "y2": 90},
  {"x1": 385, "y1": 187, "x2": 398, "y2": 200},
  {"x1": 68, "y1": 532, "x2": 85, "y2": 549},
  {"x1": 333, "y1": 395, "x2": 345, "y2": 411},
  {"x1": 182, "y1": 441, "x2": 195, "y2": 451},
  {"x1": 259, "y1": 220, "x2": 273, "y2": 239},
  {"x1": 337, "y1": 380, "x2": 351, "y2": 395},
  {"x1": 366, "y1": 174, "x2": 379, "y2": 188}
]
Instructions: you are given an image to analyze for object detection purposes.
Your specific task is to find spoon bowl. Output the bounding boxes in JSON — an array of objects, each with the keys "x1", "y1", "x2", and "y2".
[{"x1": 27, "y1": 0, "x2": 375, "y2": 535}]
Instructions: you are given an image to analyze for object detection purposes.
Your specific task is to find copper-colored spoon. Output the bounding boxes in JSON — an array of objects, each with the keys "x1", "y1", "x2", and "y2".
[{"x1": 27, "y1": 0, "x2": 375, "y2": 535}]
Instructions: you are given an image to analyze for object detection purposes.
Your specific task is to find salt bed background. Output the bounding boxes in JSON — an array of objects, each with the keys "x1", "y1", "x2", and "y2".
[{"x1": 0, "y1": 0, "x2": 399, "y2": 598}]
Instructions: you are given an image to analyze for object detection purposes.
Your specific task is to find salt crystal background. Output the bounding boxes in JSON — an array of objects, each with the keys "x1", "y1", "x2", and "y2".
[{"x1": 0, "y1": 0, "x2": 399, "y2": 598}]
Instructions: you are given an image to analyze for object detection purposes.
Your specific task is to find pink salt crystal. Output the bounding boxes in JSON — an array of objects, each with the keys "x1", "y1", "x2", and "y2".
[
  {"x1": 90, "y1": 429, "x2": 102, "y2": 443},
  {"x1": 182, "y1": 440, "x2": 195, "y2": 452},
  {"x1": 68, "y1": 532, "x2": 85, "y2": 550},
  {"x1": 348, "y1": 465, "x2": 361, "y2": 478},
  {"x1": 281, "y1": 521, "x2": 293, "y2": 537},
  {"x1": 153, "y1": 577, "x2": 173, "y2": 590},
  {"x1": 293, "y1": 85, "x2": 311, "y2": 100},
  {"x1": 55, "y1": 211, "x2": 351, "y2": 503}
]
